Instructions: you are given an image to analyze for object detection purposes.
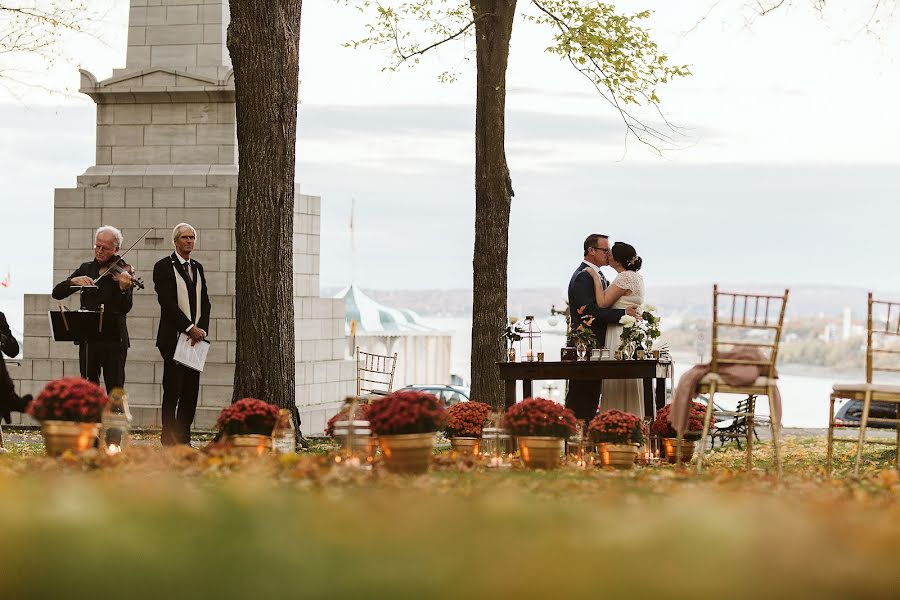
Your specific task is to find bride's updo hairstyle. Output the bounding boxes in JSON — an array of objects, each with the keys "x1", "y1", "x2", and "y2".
[{"x1": 612, "y1": 242, "x2": 642, "y2": 272}]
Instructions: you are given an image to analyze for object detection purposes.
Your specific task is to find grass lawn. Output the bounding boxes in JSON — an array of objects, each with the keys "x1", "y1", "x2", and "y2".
[{"x1": 0, "y1": 434, "x2": 897, "y2": 599}]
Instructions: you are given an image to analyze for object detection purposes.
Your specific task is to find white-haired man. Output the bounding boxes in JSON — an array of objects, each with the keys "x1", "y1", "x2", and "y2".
[
  {"x1": 153, "y1": 223, "x2": 211, "y2": 446},
  {"x1": 52, "y1": 225, "x2": 134, "y2": 391}
]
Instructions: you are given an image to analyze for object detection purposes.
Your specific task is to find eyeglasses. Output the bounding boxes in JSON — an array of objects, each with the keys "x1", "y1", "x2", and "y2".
[{"x1": 590, "y1": 246, "x2": 610, "y2": 254}]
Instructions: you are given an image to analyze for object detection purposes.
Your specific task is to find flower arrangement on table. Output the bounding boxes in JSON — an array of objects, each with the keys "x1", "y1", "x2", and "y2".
[
  {"x1": 503, "y1": 316, "x2": 523, "y2": 357},
  {"x1": 617, "y1": 314, "x2": 646, "y2": 356},
  {"x1": 366, "y1": 390, "x2": 447, "y2": 435},
  {"x1": 27, "y1": 377, "x2": 107, "y2": 423},
  {"x1": 651, "y1": 401, "x2": 712, "y2": 440},
  {"x1": 589, "y1": 409, "x2": 645, "y2": 445},
  {"x1": 504, "y1": 397, "x2": 577, "y2": 438},
  {"x1": 444, "y1": 401, "x2": 492, "y2": 438},
  {"x1": 216, "y1": 398, "x2": 280, "y2": 436},
  {"x1": 325, "y1": 402, "x2": 371, "y2": 437},
  {"x1": 616, "y1": 304, "x2": 663, "y2": 356},
  {"x1": 641, "y1": 304, "x2": 661, "y2": 351}
]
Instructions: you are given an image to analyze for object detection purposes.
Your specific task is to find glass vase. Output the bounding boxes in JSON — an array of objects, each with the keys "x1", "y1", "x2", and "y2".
[
  {"x1": 624, "y1": 341, "x2": 637, "y2": 360},
  {"x1": 576, "y1": 342, "x2": 588, "y2": 361}
]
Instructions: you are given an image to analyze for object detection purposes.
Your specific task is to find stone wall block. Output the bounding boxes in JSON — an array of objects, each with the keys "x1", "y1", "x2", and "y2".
[
  {"x1": 165, "y1": 5, "x2": 198, "y2": 25},
  {"x1": 112, "y1": 146, "x2": 171, "y2": 165},
  {"x1": 185, "y1": 187, "x2": 230, "y2": 207},
  {"x1": 150, "y1": 103, "x2": 188, "y2": 124},
  {"x1": 98, "y1": 124, "x2": 144, "y2": 146},
  {"x1": 145, "y1": 24, "x2": 203, "y2": 46},
  {"x1": 101, "y1": 208, "x2": 141, "y2": 229},
  {"x1": 186, "y1": 102, "x2": 217, "y2": 123},
  {"x1": 151, "y1": 44, "x2": 197, "y2": 67},
  {"x1": 197, "y1": 227, "x2": 230, "y2": 250},
  {"x1": 110, "y1": 175, "x2": 145, "y2": 188},
  {"x1": 196, "y1": 43, "x2": 224, "y2": 66},
  {"x1": 196, "y1": 124, "x2": 233, "y2": 146},
  {"x1": 172, "y1": 174, "x2": 207, "y2": 187},
  {"x1": 144, "y1": 124, "x2": 195, "y2": 145},
  {"x1": 54, "y1": 229, "x2": 69, "y2": 250},
  {"x1": 55, "y1": 188, "x2": 85, "y2": 208},
  {"x1": 125, "y1": 188, "x2": 153, "y2": 207},
  {"x1": 126, "y1": 45, "x2": 152, "y2": 68},
  {"x1": 206, "y1": 174, "x2": 236, "y2": 188},
  {"x1": 152, "y1": 187, "x2": 185, "y2": 208},
  {"x1": 198, "y1": 4, "x2": 223, "y2": 24},
  {"x1": 217, "y1": 144, "x2": 235, "y2": 164},
  {"x1": 171, "y1": 145, "x2": 218, "y2": 164},
  {"x1": 203, "y1": 271, "x2": 227, "y2": 295},
  {"x1": 114, "y1": 104, "x2": 152, "y2": 125},
  {"x1": 55, "y1": 208, "x2": 101, "y2": 229},
  {"x1": 199, "y1": 385, "x2": 231, "y2": 407}
]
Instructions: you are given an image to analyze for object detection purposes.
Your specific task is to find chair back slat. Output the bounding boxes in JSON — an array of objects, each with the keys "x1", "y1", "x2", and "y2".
[
  {"x1": 356, "y1": 347, "x2": 399, "y2": 396},
  {"x1": 867, "y1": 293, "x2": 900, "y2": 384},
  {"x1": 710, "y1": 284, "x2": 789, "y2": 379}
]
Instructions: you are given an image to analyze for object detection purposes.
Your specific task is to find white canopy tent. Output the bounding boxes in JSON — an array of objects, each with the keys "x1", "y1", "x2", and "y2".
[{"x1": 333, "y1": 284, "x2": 452, "y2": 390}]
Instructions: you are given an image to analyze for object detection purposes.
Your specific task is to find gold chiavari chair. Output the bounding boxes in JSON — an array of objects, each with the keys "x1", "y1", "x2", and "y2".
[
  {"x1": 827, "y1": 293, "x2": 900, "y2": 477},
  {"x1": 691, "y1": 285, "x2": 790, "y2": 476},
  {"x1": 356, "y1": 347, "x2": 398, "y2": 398}
]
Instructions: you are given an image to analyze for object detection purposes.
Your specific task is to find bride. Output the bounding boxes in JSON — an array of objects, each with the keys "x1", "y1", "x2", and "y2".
[{"x1": 583, "y1": 241, "x2": 645, "y2": 417}]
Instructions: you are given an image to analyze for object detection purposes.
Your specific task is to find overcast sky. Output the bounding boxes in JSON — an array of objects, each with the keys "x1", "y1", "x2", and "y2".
[{"x1": 2, "y1": 0, "x2": 899, "y2": 332}]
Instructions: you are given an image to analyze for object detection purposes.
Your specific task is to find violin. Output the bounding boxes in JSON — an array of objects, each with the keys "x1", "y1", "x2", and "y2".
[{"x1": 100, "y1": 255, "x2": 145, "y2": 290}]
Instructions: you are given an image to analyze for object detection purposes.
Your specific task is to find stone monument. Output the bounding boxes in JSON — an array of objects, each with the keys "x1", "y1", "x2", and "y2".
[{"x1": 9, "y1": 0, "x2": 354, "y2": 435}]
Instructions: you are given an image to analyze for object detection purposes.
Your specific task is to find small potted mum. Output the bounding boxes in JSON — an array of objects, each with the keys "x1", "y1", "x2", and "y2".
[
  {"x1": 216, "y1": 398, "x2": 280, "y2": 455},
  {"x1": 367, "y1": 390, "x2": 446, "y2": 473},
  {"x1": 444, "y1": 401, "x2": 492, "y2": 456},
  {"x1": 504, "y1": 397, "x2": 577, "y2": 469},
  {"x1": 27, "y1": 377, "x2": 107, "y2": 456},
  {"x1": 652, "y1": 402, "x2": 711, "y2": 464},
  {"x1": 589, "y1": 409, "x2": 644, "y2": 469}
]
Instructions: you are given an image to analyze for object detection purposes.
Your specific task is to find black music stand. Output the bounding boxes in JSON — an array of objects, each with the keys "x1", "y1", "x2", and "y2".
[{"x1": 49, "y1": 306, "x2": 120, "y2": 382}]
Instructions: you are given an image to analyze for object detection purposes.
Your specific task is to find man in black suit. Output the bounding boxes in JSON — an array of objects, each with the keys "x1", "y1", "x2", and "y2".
[
  {"x1": 51, "y1": 226, "x2": 134, "y2": 392},
  {"x1": 564, "y1": 234, "x2": 640, "y2": 422},
  {"x1": 1, "y1": 311, "x2": 31, "y2": 425},
  {"x1": 153, "y1": 223, "x2": 211, "y2": 446}
]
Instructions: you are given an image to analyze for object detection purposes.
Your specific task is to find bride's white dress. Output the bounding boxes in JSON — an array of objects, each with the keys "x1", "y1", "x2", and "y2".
[{"x1": 601, "y1": 270, "x2": 645, "y2": 418}]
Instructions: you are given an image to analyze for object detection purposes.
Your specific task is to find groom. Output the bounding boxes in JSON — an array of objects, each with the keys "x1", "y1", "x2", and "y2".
[{"x1": 564, "y1": 234, "x2": 639, "y2": 422}]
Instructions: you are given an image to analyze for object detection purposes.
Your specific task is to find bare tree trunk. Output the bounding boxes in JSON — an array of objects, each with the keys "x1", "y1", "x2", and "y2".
[
  {"x1": 470, "y1": 0, "x2": 516, "y2": 411},
  {"x1": 227, "y1": 1, "x2": 301, "y2": 409}
]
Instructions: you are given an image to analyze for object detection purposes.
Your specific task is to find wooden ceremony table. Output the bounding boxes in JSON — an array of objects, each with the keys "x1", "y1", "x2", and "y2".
[{"x1": 497, "y1": 359, "x2": 673, "y2": 417}]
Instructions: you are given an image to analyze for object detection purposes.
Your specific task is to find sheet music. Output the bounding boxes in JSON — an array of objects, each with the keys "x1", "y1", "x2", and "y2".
[{"x1": 173, "y1": 333, "x2": 210, "y2": 372}]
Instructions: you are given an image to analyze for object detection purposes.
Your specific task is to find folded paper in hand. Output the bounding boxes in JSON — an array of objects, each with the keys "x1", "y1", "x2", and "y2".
[{"x1": 173, "y1": 333, "x2": 210, "y2": 372}]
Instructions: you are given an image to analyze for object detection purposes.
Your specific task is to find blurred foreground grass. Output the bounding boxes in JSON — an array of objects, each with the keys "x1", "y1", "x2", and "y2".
[{"x1": 0, "y1": 437, "x2": 897, "y2": 599}]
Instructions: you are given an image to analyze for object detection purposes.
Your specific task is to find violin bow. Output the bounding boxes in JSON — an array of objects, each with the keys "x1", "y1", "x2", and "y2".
[{"x1": 93, "y1": 227, "x2": 155, "y2": 285}]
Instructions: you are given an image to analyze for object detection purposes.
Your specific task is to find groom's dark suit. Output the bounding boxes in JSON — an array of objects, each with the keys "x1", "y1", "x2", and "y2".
[{"x1": 564, "y1": 262, "x2": 626, "y2": 422}]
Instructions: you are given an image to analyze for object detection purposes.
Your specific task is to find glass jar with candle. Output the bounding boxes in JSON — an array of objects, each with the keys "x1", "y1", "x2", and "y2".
[{"x1": 102, "y1": 388, "x2": 132, "y2": 454}]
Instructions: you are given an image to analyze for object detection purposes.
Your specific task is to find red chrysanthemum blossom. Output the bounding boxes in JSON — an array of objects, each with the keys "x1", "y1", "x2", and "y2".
[
  {"x1": 326, "y1": 402, "x2": 371, "y2": 437},
  {"x1": 366, "y1": 390, "x2": 447, "y2": 435},
  {"x1": 444, "y1": 401, "x2": 492, "y2": 438},
  {"x1": 216, "y1": 398, "x2": 280, "y2": 436},
  {"x1": 27, "y1": 377, "x2": 107, "y2": 423},
  {"x1": 652, "y1": 402, "x2": 712, "y2": 439},
  {"x1": 504, "y1": 397, "x2": 577, "y2": 438},
  {"x1": 589, "y1": 409, "x2": 645, "y2": 445}
]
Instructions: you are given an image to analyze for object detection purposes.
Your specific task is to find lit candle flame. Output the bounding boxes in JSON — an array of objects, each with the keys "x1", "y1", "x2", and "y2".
[{"x1": 107, "y1": 444, "x2": 121, "y2": 456}]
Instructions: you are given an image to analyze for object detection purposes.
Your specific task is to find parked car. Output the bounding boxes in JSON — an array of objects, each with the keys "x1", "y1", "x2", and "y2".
[
  {"x1": 397, "y1": 384, "x2": 470, "y2": 407},
  {"x1": 834, "y1": 400, "x2": 898, "y2": 429}
]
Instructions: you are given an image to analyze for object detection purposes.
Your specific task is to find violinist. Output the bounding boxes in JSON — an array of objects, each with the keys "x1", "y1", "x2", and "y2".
[{"x1": 52, "y1": 225, "x2": 134, "y2": 392}]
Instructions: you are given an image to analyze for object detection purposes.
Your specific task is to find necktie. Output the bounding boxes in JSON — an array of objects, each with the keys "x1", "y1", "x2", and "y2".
[
  {"x1": 184, "y1": 261, "x2": 192, "y2": 282},
  {"x1": 599, "y1": 271, "x2": 608, "y2": 289}
]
